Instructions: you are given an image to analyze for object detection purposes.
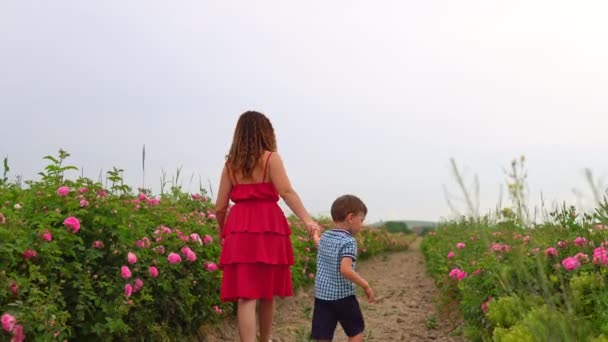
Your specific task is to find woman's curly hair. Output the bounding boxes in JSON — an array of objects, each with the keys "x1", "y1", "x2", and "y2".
[{"x1": 226, "y1": 111, "x2": 277, "y2": 178}]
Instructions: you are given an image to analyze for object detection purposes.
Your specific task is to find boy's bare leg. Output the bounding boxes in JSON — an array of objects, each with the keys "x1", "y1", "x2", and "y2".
[{"x1": 347, "y1": 332, "x2": 364, "y2": 342}]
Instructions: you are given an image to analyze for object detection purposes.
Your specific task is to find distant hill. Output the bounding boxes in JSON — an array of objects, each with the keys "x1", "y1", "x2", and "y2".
[
  {"x1": 371, "y1": 220, "x2": 437, "y2": 228},
  {"x1": 370, "y1": 220, "x2": 438, "y2": 235}
]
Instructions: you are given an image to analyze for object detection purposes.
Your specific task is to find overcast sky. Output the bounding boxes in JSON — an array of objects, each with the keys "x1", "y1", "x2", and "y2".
[{"x1": 2, "y1": 1, "x2": 608, "y2": 223}]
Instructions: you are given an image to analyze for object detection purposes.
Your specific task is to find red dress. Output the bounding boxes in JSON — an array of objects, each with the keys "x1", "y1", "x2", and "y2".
[{"x1": 219, "y1": 153, "x2": 295, "y2": 302}]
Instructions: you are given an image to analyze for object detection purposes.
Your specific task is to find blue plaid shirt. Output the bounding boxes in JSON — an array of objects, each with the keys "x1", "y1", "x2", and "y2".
[{"x1": 314, "y1": 229, "x2": 358, "y2": 300}]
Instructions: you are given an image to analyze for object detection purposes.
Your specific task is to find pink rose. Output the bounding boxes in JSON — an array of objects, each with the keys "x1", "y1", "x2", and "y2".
[
  {"x1": 12, "y1": 324, "x2": 25, "y2": 342},
  {"x1": 448, "y1": 268, "x2": 459, "y2": 278},
  {"x1": 134, "y1": 278, "x2": 144, "y2": 292},
  {"x1": 92, "y1": 240, "x2": 104, "y2": 249},
  {"x1": 147, "y1": 198, "x2": 160, "y2": 206},
  {"x1": 491, "y1": 243, "x2": 503, "y2": 252},
  {"x1": 447, "y1": 251, "x2": 455, "y2": 259},
  {"x1": 544, "y1": 247, "x2": 558, "y2": 257},
  {"x1": 124, "y1": 283, "x2": 133, "y2": 297},
  {"x1": 127, "y1": 252, "x2": 137, "y2": 264},
  {"x1": 0, "y1": 212, "x2": 5, "y2": 225},
  {"x1": 575, "y1": 252, "x2": 590, "y2": 263},
  {"x1": 213, "y1": 305, "x2": 222, "y2": 314},
  {"x1": 203, "y1": 235, "x2": 213, "y2": 245},
  {"x1": 148, "y1": 266, "x2": 159, "y2": 278},
  {"x1": 22, "y1": 249, "x2": 36, "y2": 259},
  {"x1": 456, "y1": 242, "x2": 466, "y2": 249},
  {"x1": 205, "y1": 262, "x2": 218, "y2": 272},
  {"x1": 9, "y1": 281, "x2": 18, "y2": 296},
  {"x1": 79, "y1": 199, "x2": 89, "y2": 207},
  {"x1": 1, "y1": 313, "x2": 16, "y2": 333},
  {"x1": 138, "y1": 193, "x2": 147, "y2": 201},
  {"x1": 97, "y1": 189, "x2": 107, "y2": 198},
  {"x1": 136, "y1": 238, "x2": 151, "y2": 248},
  {"x1": 167, "y1": 252, "x2": 182, "y2": 264},
  {"x1": 574, "y1": 237, "x2": 588, "y2": 247},
  {"x1": 208, "y1": 213, "x2": 216, "y2": 220},
  {"x1": 593, "y1": 247, "x2": 608, "y2": 265},
  {"x1": 448, "y1": 268, "x2": 467, "y2": 281},
  {"x1": 153, "y1": 245, "x2": 165, "y2": 255},
  {"x1": 121, "y1": 266, "x2": 132, "y2": 279},
  {"x1": 186, "y1": 251, "x2": 196, "y2": 262},
  {"x1": 190, "y1": 233, "x2": 202, "y2": 244},
  {"x1": 63, "y1": 216, "x2": 81, "y2": 233},
  {"x1": 561, "y1": 256, "x2": 581, "y2": 271},
  {"x1": 40, "y1": 230, "x2": 53, "y2": 242},
  {"x1": 192, "y1": 193, "x2": 201, "y2": 200},
  {"x1": 56, "y1": 186, "x2": 70, "y2": 196},
  {"x1": 480, "y1": 297, "x2": 493, "y2": 314},
  {"x1": 156, "y1": 226, "x2": 172, "y2": 234},
  {"x1": 78, "y1": 187, "x2": 88, "y2": 194}
]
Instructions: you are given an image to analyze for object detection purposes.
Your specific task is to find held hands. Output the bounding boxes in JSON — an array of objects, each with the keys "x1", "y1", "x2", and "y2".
[
  {"x1": 305, "y1": 220, "x2": 322, "y2": 238},
  {"x1": 305, "y1": 220, "x2": 322, "y2": 247}
]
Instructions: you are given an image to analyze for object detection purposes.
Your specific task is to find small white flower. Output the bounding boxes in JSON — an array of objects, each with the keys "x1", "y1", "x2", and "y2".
[{"x1": 13, "y1": 203, "x2": 22, "y2": 210}]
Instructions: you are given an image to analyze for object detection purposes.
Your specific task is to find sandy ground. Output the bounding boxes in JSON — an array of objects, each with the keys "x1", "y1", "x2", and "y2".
[{"x1": 204, "y1": 238, "x2": 465, "y2": 341}]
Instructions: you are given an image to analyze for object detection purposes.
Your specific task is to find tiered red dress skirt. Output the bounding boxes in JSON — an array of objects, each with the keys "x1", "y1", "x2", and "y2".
[{"x1": 219, "y1": 182, "x2": 294, "y2": 302}]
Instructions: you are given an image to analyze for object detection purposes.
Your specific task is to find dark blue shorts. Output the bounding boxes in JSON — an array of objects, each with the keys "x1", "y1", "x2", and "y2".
[{"x1": 311, "y1": 295, "x2": 365, "y2": 340}]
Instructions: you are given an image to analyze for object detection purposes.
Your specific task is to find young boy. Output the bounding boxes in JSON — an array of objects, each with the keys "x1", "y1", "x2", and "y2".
[{"x1": 311, "y1": 194, "x2": 375, "y2": 342}]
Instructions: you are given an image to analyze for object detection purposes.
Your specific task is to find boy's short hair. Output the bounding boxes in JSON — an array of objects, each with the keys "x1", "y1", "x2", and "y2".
[{"x1": 331, "y1": 195, "x2": 368, "y2": 222}]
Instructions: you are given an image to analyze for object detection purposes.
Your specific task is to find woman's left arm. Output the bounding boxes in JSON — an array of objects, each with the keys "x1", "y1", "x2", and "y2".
[{"x1": 213, "y1": 165, "x2": 232, "y2": 232}]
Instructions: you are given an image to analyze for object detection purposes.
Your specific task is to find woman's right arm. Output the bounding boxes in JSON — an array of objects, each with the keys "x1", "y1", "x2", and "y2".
[
  {"x1": 268, "y1": 153, "x2": 320, "y2": 234},
  {"x1": 213, "y1": 165, "x2": 232, "y2": 232}
]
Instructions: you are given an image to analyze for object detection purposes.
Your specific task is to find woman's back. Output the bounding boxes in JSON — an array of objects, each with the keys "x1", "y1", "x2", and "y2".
[
  {"x1": 228, "y1": 151, "x2": 273, "y2": 185},
  {"x1": 228, "y1": 152, "x2": 279, "y2": 203}
]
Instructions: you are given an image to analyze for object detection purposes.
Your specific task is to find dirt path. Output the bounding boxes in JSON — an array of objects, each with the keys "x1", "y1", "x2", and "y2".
[{"x1": 207, "y1": 238, "x2": 465, "y2": 341}]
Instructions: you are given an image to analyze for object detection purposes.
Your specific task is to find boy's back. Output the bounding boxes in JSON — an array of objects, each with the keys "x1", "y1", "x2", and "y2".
[{"x1": 315, "y1": 229, "x2": 358, "y2": 301}]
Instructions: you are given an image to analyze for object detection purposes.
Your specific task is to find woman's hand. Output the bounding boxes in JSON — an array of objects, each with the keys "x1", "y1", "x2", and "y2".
[{"x1": 305, "y1": 220, "x2": 322, "y2": 238}]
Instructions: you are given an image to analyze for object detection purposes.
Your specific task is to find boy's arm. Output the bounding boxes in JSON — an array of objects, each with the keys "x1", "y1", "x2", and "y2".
[
  {"x1": 339, "y1": 257, "x2": 368, "y2": 289},
  {"x1": 340, "y1": 257, "x2": 374, "y2": 302},
  {"x1": 312, "y1": 230, "x2": 320, "y2": 247}
]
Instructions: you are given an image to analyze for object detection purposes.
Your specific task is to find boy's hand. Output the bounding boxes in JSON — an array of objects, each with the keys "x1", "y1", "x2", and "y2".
[
  {"x1": 364, "y1": 285, "x2": 375, "y2": 303},
  {"x1": 312, "y1": 230, "x2": 321, "y2": 247}
]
